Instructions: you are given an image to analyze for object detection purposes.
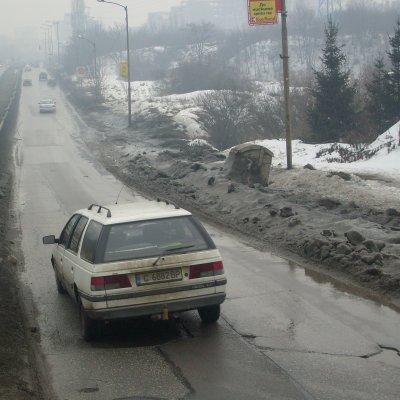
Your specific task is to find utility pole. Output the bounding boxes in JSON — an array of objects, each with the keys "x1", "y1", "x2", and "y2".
[
  {"x1": 125, "y1": 5, "x2": 132, "y2": 127},
  {"x1": 55, "y1": 21, "x2": 60, "y2": 66},
  {"x1": 280, "y1": 0, "x2": 293, "y2": 170}
]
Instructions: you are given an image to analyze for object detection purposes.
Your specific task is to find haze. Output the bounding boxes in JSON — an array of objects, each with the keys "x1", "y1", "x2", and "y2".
[{"x1": 0, "y1": 0, "x2": 183, "y2": 37}]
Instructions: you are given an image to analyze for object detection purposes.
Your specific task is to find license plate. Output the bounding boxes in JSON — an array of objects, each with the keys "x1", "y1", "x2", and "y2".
[{"x1": 136, "y1": 268, "x2": 183, "y2": 286}]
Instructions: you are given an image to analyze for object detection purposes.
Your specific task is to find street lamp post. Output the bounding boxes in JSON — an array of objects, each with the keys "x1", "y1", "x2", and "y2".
[
  {"x1": 97, "y1": 0, "x2": 132, "y2": 127},
  {"x1": 77, "y1": 34, "x2": 97, "y2": 95}
]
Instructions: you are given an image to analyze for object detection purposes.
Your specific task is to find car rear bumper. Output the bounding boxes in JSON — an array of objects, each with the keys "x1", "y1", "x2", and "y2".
[
  {"x1": 85, "y1": 293, "x2": 226, "y2": 320},
  {"x1": 39, "y1": 108, "x2": 55, "y2": 113}
]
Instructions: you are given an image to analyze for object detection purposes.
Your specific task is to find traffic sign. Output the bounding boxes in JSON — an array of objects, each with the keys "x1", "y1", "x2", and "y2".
[
  {"x1": 248, "y1": 0, "x2": 278, "y2": 25},
  {"x1": 119, "y1": 61, "x2": 128, "y2": 79}
]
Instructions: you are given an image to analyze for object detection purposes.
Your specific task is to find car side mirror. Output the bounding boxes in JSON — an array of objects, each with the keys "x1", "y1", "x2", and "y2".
[{"x1": 43, "y1": 235, "x2": 58, "y2": 245}]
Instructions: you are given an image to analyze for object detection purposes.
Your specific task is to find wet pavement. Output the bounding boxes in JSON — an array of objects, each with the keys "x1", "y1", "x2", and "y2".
[{"x1": 14, "y1": 70, "x2": 400, "y2": 400}]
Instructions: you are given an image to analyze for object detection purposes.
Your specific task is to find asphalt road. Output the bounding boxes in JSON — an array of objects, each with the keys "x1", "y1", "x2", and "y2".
[{"x1": 14, "y1": 70, "x2": 400, "y2": 400}]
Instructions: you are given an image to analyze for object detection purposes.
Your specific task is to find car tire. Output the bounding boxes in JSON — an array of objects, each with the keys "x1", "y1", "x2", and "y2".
[
  {"x1": 79, "y1": 301, "x2": 99, "y2": 341},
  {"x1": 198, "y1": 304, "x2": 220, "y2": 324},
  {"x1": 55, "y1": 273, "x2": 67, "y2": 295}
]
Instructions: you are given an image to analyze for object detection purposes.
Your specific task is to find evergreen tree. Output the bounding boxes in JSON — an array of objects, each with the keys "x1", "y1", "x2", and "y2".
[
  {"x1": 387, "y1": 18, "x2": 400, "y2": 123},
  {"x1": 366, "y1": 57, "x2": 391, "y2": 133},
  {"x1": 308, "y1": 19, "x2": 357, "y2": 143}
]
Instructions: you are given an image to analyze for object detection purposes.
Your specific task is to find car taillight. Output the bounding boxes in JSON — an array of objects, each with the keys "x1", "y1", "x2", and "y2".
[
  {"x1": 90, "y1": 274, "x2": 131, "y2": 291},
  {"x1": 189, "y1": 261, "x2": 224, "y2": 279},
  {"x1": 90, "y1": 276, "x2": 105, "y2": 291}
]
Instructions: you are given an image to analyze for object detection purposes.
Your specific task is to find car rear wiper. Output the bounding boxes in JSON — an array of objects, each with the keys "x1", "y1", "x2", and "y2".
[{"x1": 153, "y1": 244, "x2": 195, "y2": 266}]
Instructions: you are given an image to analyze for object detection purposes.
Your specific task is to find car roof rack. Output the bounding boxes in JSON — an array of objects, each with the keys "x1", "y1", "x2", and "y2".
[
  {"x1": 88, "y1": 204, "x2": 112, "y2": 218},
  {"x1": 156, "y1": 197, "x2": 180, "y2": 209}
]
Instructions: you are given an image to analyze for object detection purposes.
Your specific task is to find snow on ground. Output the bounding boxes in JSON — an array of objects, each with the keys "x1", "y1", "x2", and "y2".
[
  {"x1": 250, "y1": 121, "x2": 400, "y2": 181},
  {"x1": 102, "y1": 59, "x2": 210, "y2": 139}
]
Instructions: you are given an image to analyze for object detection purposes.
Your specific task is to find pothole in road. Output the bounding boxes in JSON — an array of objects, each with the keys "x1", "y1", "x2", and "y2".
[{"x1": 367, "y1": 346, "x2": 400, "y2": 368}]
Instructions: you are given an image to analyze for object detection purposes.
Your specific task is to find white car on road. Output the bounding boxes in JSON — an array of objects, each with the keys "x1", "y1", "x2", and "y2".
[
  {"x1": 39, "y1": 99, "x2": 56, "y2": 113},
  {"x1": 43, "y1": 201, "x2": 227, "y2": 340}
]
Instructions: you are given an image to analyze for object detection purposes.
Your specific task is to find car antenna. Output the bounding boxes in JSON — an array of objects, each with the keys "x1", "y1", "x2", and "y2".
[{"x1": 115, "y1": 184, "x2": 126, "y2": 204}]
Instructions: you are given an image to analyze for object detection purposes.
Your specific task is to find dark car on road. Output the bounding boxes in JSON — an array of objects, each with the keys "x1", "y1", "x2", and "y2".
[{"x1": 39, "y1": 72, "x2": 48, "y2": 81}]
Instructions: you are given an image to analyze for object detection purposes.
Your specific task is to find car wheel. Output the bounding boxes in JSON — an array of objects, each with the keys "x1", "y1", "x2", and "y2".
[
  {"x1": 55, "y1": 273, "x2": 67, "y2": 294},
  {"x1": 198, "y1": 304, "x2": 220, "y2": 324},
  {"x1": 79, "y1": 301, "x2": 99, "y2": 341}
]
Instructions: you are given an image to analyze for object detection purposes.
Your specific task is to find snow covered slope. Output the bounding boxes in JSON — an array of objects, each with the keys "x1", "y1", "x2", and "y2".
[{"x1": 254, "y1": 121, "x2": 400, "y2": 179}]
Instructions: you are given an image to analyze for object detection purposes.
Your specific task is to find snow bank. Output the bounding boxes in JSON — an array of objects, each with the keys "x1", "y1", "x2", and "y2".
[{"x1": 251, "y1": 121, "x2": 400, "y2": 180}]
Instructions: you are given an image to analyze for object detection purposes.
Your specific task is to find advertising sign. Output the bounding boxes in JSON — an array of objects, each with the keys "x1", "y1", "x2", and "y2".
[
  {"x1": 119, "y1": 61, "x2": 128, "y2": 79},
  {"x1": 248, "y1": 0, "x2": 278, "y2": 25}
]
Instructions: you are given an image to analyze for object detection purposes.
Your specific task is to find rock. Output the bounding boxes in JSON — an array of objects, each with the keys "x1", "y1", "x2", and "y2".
[
  {"x1": 252, "y1": 217, "x2": 260, "y2": 224},
  {"x1": 345, "y1": 230, "x2": 365, "y2": 245},
  {"x1": 280, "y1": 207, "x2": 294, "y2": 218},
  {"x1": 190, "y1": 163, "x2": 203, "y2": 171},
  {"x1": 328, "y1": 171, "x2": 352, "y2": 181},
  {"x1": 288, "y1": 217, "x2": 301, "y2": 227},
  {"x1": 304, "y1": 238, "x2": 328, "y2": 257},
  {"x1": 318, "y1": 198, "x2": 341, "y2": 209},
  {"x1": 303, "y1": 164, "x2": 315, "y2": 170},
  {"x1": 227, "y1": 182, "x2": 236, "y2": 193},
  {"x1": 386, "y1": 208, "x2": 400, "y2": 217},
  {"x1": 243, "y1": 217, "x2": 249, "y2": 224},
  {"x1": 363, "y1": 239, "x2": 385, "y2": 253},
  {"x1": 6, "y1": 255, "x2": 18, "y2": 265},
  {"x1": 208, "y1": 176, "x2": 216, "y2": 186},
  {"x1": 258, "y1": 186, "x2": 269, "y2": 193},
  {"x1": 361, "y1": 253, "x2": 383, "y2": 265},
  {"x1": 336, "y1": 243, "x2": 352, "y2": 255},
  {"x1": 362, "y1": 240, "x2": 378, "y2": 253},
  {"x1": 364, "y1": 267, "x2": 383, "y2": 276},
  {"x1": 269, "y1": 209, "x2": 278, "y2": 216},
  {"x1": 321, "y1": 229, "x2": 335, "y2": 237},
  {"x1": 320, "y1": 245, "x2": 332, "y2": 260}
]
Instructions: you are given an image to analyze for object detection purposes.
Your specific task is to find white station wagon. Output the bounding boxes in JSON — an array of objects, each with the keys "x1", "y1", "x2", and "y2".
[{"x1": 43, "y1": 201, "x2": 227, "y2": 340}]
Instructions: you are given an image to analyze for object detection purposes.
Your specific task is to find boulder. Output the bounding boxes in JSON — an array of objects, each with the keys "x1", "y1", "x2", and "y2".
[
  {"x1": 336, "y1": 243, "x2": 352, "y2": 255},
  {"x1": 303, "y1": 164, "x2": 316, "y2": 170},
  {"x1": 320, "y1": 245, "x2": 332, "y2": 260},
  {"x1": 208, "y1": 176, "x2": 216, "y2": 186},
  {"x1": 345, "y1": 230, "x2": 365, "y2": 246},
  {"x1": 386, "y1": 208, "x2": 400, "y2": 217},
  {"x1": 280, "y1": 207, "x2": 294, "y2": 218},
  {"x1": 318, "y1": 198, "x2": 341, "y2": 209},
  {"x1": 269, "y1": 209, "x2": 278, "y2": 217},
  {"x1": 288, "y1": 217, "x2": 301, "y2": 227}
]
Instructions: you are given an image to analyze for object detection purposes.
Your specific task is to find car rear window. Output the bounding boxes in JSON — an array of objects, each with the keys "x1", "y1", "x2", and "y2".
[{"x1": 101, "y1": 216, "x2": 213, "y2": 263}]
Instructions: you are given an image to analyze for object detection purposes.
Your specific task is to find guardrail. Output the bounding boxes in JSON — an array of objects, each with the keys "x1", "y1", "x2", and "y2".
[{"x1": 0, "y1": 68, "x2": 22, "y2": 135}]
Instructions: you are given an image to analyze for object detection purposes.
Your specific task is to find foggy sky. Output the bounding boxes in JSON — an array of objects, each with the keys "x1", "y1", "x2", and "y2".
[{"x1": 0, "y1": 0, "x2": 183, "y2": 37}]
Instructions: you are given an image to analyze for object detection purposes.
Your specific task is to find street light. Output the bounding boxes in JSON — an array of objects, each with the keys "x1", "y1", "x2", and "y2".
[
  {"x1": 77, "y1": 34, "x2": 98, "y2": 95},
  {"x1": 97, "y1": 0, "x2": 132, "y2": 127}
]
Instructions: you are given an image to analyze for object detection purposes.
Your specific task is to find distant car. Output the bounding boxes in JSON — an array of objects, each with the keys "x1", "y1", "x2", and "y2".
[
  {"x1": 42, "y1": 202, "x2": 227, "y2": 340},
  {"x1": 24, "y1": 65, "x2": 32, "y2": 72},
  {"x1": 39, "y1": 72, "x2": 48, "y2": 81},
  {"x1": 23, "y1": 79, "x2": 32, "y2": 86},
  {"x1": 47, "y1": 78, "x2": 57, "y2": 87},
  {"x1": 39, "y1": 99, "x2": 56, "y2": 113}
]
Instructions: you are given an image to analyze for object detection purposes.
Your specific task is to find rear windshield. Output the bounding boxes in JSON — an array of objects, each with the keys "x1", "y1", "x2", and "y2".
[{"x1": 101, "y1": 216, "x2": 213, "y2": 263}]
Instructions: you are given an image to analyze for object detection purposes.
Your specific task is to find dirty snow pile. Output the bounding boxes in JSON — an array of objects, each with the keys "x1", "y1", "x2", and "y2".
[{"x1": 253, "y1": 121, "x2": 400, "y2": 180}]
